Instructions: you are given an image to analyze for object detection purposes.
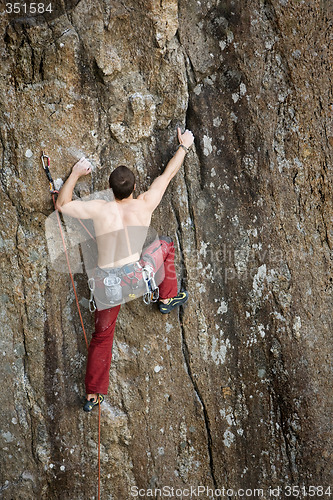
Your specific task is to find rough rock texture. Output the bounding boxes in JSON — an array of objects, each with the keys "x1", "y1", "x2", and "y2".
[{"x1": 0, "y1": 1, "x2": 332, "y2": 498}]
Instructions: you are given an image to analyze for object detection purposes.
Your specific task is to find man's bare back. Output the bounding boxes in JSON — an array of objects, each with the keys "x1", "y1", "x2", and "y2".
[{"x1": 88, "y1": 197, "x2": 152, "y2": 268}]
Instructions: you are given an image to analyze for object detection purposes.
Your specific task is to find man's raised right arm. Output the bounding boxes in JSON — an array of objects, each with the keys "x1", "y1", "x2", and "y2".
[{"x1": 138, "y1": 128, "x2": 194, "y2": 211}]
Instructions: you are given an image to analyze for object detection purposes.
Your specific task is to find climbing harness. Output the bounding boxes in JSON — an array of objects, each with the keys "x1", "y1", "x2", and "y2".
[
  {"x1": 89, "y1": 259, "x2": 160, "y2": 309},
  {"x1": 41, "y1": 152, "x2": 101, "y2": 500}
]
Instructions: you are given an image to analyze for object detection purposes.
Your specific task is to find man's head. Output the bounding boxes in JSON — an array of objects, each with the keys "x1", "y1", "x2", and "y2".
[{"x1": 109, "y1": 165, "x2": 135, "y2": 200}]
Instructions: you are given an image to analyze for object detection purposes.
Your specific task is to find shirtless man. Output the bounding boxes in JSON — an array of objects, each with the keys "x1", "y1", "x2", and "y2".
[{"x1": 56, "y1": 127, "x2": 194, "y2": 411}]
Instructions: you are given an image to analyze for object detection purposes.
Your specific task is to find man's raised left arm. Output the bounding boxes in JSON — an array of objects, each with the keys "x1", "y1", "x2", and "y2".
[{"x1": 55, "y1": 157, "x2": 95, "y2": 219}]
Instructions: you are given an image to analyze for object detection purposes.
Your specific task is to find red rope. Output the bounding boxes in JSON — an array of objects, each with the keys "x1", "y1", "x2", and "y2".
[
  {"x1": 78, "y1": 218, "x2": 96, "y2": 242},
  {"x1": 49, "y1": 190, "x2": 101, "y2": 497}
]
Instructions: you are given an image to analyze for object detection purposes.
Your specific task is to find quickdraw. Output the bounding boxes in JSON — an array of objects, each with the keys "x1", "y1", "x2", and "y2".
[
  {"x1": 41, "y1": 151, "x2": 57, "y2": 193},
  {"x1": 142, "y1": 264, "x2": 159, "y2": 305},
  {"x1": 124, "y1": 261, "x2": 159, "y2": 304}
]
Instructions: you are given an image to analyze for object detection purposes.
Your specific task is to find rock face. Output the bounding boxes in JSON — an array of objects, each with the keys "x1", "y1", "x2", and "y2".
[{"x1": 0, "y1": 1, "x2": 332, "y2": 498}]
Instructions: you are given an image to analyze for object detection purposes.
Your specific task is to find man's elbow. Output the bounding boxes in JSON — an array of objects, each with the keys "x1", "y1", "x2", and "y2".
[{"x1": 55, "y1": 200, "x2": 67, "y2": 212}]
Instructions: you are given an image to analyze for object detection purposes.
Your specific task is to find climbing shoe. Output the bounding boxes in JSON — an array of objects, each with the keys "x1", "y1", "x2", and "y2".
[
  {"x1": 83, "y1": 394, "x2": 104, "y2": 412},
  {"x1": 159, "y1": 291, "x2": 189, "y2": 314}
]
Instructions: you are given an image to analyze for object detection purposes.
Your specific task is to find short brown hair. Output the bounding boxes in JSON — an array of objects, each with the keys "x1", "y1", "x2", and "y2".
[{"x1": 109, "y1": 166, "x2": 135, "y2": 200}]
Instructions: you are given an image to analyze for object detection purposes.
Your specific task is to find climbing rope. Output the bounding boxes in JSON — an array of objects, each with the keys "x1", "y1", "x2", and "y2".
[{"x1": 41, "y1": 152, "x2": 101, "y2": 500}]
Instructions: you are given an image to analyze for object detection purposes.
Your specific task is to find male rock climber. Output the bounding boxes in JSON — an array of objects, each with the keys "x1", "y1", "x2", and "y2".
[{"x1": 55, "y1": 127, "x2": 194, "y2": 411}]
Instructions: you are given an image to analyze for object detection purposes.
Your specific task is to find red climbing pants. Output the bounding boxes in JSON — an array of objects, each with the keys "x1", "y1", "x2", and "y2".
[{"x1": 85, "y1": 237, "x2": 178, "y2": 395}]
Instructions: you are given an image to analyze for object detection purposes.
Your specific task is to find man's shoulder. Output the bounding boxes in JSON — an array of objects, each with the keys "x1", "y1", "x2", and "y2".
[
  {"x1": 80, "y1": 198, "x2": 107, "y2": 207},
  {"x1": 133, "y1": 196, "x2": 152, "y2": 210},
  {"x1": 135, "y1": 192, "x2": 153, "y2": 205}
]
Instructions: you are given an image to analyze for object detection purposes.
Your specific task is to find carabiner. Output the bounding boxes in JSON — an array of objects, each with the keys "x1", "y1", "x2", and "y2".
[
  {"x1": 88, "y1": 277, "x2": 95, "y2": 292},
  {"x1": 143, "y1": 292, "x2": 151, "y2": 305},
  {"x1": 41, "y1": 151, "x2": 56, "y2": 193},
  {"x1": 41, "y1": 151, "x2": 50, "y2": 169},
  {"x1": 88, "y1": 277, "x2": 96, "y2": 312},
  {"x1": 151, "y1": 287, "x2": 159, "y2": 302},
  {"x1": 89, "y1": 296, "x2": 97, "y2": 313}
]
